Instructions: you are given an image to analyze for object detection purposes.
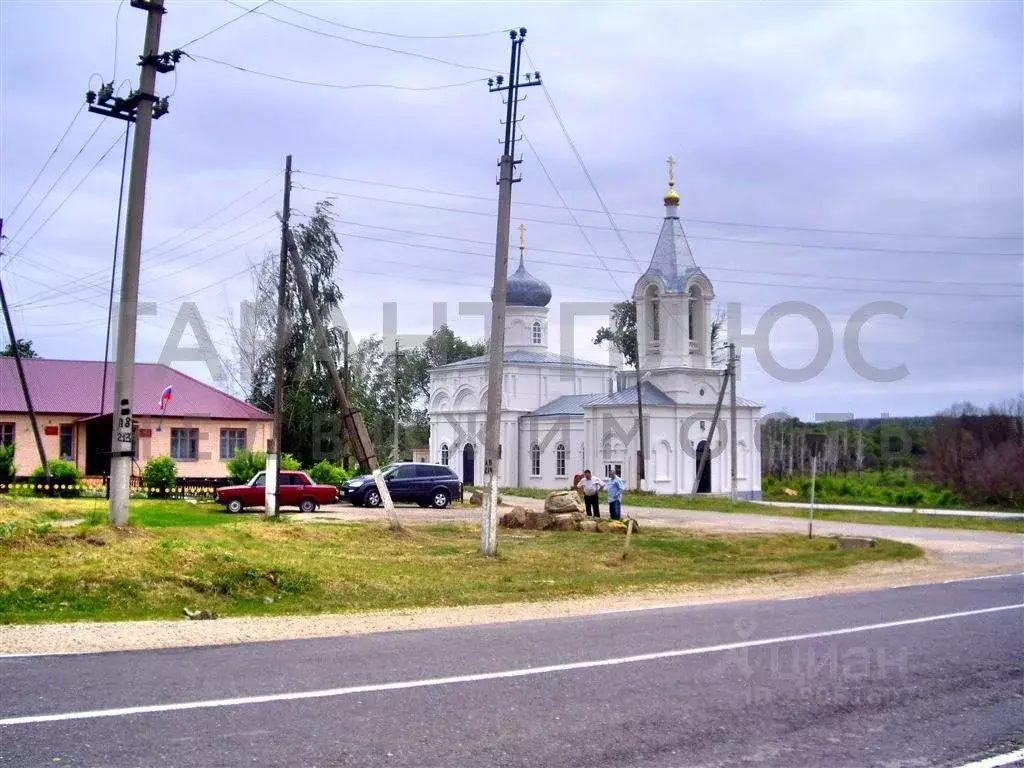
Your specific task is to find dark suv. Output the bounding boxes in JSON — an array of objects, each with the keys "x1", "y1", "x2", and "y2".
[{"x1": 341, "y1": 462, "x2": 462, "y2": 509}]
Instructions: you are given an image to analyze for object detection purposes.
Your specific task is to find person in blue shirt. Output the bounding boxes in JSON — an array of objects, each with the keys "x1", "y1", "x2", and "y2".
[{"x1": 604, "y1": 468, "x2": 625, "y2": 521}]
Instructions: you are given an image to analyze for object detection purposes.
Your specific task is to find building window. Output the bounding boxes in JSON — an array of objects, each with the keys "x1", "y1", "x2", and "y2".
[
  {"x1": 532, "y1": 321, "x2": 542, "y2": 344},
  {"x1": 219, "y1": 428, "x2": 247, "y2": 460},
  {"x1": 171, "y1": 428, "x2": 199, "y2": 461},
  {"x1": 440, "y1": 443, "x2": 449, "y2": 465},
  {"x1": 604, "y1": 463, "x2": 622, "y2": 478},
  {"x1": 555, "y1": 443, "x2": 566, "y2": 477},
  {"x1": 59, "y1": 425, "x2": 74, "y2": 461},
  {"x1": 530, "y1": 443, "x2": 541, "y2": 476},
  {"x1": 0, "y1": 422, "x2": 14, "y2": 447}
]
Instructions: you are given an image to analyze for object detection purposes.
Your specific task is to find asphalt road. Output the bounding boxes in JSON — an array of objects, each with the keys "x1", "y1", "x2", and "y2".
[{"x1": 2, "y1": 575, "x2": 1022, "y2": 767}]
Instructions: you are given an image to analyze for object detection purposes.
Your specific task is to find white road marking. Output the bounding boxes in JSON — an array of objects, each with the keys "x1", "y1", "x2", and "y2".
[
  {"x1": 2, "y1": 602, "x2": 1021, "y2": 727},
  {"x1": 952, "y1": 748, "x2": 1024, "y2": 767},
  {"x1": 2, "y1": 575, "x2": 1020, "y2": 661},
  {"x1": 943, "y1": 573, "x2": 1024, "y2": 584}
]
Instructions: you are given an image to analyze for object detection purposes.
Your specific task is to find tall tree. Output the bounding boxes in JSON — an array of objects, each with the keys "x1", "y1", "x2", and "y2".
[
  {"x1": 2, "y1": 339, "x2": 37, "y2": 358},
  {"x1": 594, "y1": 299, "x2": 644, "y2": 489},
  {"x1": 245, "y1": 200, "x2": 345, "y2": 467}
]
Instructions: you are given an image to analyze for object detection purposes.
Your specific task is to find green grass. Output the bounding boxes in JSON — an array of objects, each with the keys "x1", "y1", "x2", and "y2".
[
  {"x1": 0, "y1": 497, "x2": 921, "y2": 624},
  {"x1": 496, "y1": 487, "x2": 1024, "y2": 534}
]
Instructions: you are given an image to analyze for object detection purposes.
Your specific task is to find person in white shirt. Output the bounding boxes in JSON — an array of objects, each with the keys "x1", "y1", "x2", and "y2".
[{"x1": 576, "y1": 469, "x2": 605, "y2": 517}]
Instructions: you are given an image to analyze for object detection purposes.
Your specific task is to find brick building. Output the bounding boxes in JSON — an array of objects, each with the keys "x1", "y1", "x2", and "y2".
[{"x1": 0, "y1": 358, "x2": 272, "y2": 478}]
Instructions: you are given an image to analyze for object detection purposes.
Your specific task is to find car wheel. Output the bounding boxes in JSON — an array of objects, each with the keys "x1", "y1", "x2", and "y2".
[
  {"x1": 226, "y1": 498, "x2": 244, "y2": 514},
  {"x1": 431, "y1": 490, "x2": 451, "y2": 509},
  {"x1": 364, "y1": 489, "x2": 382, "y2": 507},
  {"x1": 299, "y1": 497, "x2": 317, "y2": 514}
]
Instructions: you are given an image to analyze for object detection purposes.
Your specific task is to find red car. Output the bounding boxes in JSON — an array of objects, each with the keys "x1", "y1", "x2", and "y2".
[{"x1": 215, "y1": 470, "x2": 339, "y2": 514}]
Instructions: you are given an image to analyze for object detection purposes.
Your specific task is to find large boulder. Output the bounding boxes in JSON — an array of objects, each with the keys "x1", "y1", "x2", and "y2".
[
  {"x1": 524, "y1": 510, "x2": 554, "y2": 530},
  {"x1": 499, "y1": 507, "x2": 529, "y2": 528},
  {"x1": 545, "y1": 489, "x2": 583, "y2": 514},
  {"x1": 575, "y1": 519, "x2": 599, "y2": 533},
  {"x1": 550, "y1": 513, "x2": 575, "y2": 531}
]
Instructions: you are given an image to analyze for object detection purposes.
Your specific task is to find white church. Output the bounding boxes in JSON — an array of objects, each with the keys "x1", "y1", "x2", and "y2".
[{"x1": 427, "y1": 166, "x2": 763, "y2": 498}]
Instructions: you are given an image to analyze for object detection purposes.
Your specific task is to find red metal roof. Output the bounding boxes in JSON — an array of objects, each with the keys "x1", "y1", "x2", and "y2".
[{"x1": 0, "y1": 358, "x2": 272, "y2": 420}]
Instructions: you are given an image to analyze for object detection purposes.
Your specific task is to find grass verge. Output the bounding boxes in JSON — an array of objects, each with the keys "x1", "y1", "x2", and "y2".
[
  {"x1": 0, "y1": 497, "x2": 921, "y2": 625},
  {"x1": 495, "y1": 487, "x2": 1024, "y2": 534}
]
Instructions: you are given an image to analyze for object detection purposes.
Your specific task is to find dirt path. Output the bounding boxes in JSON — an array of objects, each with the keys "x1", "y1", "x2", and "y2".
[{"x1": 2, "y1": 498, "x2": 1018, "y2": 656}]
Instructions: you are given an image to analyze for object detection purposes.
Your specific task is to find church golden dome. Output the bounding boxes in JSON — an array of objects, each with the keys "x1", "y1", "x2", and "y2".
[
  {"x1": 663, "y1": 155, "x2": 680, "y2": 207},
  {"x1": 664, "y1": 182, "x2": 680, "y2": 206}
]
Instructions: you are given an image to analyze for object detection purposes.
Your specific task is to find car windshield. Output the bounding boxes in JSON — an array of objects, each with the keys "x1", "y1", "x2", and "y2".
[{"x1": 382, "y1": 466, "x2": 400, "y2": 479}]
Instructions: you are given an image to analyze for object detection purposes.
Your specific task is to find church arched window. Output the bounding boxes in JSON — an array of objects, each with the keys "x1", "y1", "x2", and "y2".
[
  {"x1": 440, "y1": 443, "x2": 449, "y2": 466},
  {"x1": 530, "y1": 444, "x2": 541, "y2": 476},
  {"x1": 532, "y1": 321, "x2": 542, "y2": 344},
  {"x1": 688, "y1": 284, "x2": 704, "y2": 349},
  {"x1": 555, "y1": 443, "x2": 566, "y2": 477},
  {"x1": 645, "y1": 285, "x2": 660, "y2": 343}
]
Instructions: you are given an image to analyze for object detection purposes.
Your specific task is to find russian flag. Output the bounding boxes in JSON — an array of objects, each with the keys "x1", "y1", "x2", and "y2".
[{"x1": 158, "y1": 385, "x2": 173, "y2": 410}]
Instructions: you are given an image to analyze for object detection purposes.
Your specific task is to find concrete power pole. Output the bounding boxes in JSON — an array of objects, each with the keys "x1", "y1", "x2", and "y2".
[
  {"x1": 480, "y1": 28, "x2": 541, "y2": 556},
  {"x1": 103, "y1": 0, "x2": 171, "y2": 527},
  {"x1": 268, "y1": 154, "x2": 292, "y2": 518},
  {"x1": 729, "y1": 342, "x2": 737, "y2": 503}
]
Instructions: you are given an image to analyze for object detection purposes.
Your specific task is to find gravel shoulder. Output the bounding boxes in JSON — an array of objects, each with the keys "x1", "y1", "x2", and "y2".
[{"x1": 3, "y1": 497, "x2": 1018, "y2": 657}]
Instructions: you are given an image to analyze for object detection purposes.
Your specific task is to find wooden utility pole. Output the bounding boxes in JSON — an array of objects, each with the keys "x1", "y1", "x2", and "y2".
[
  {"x1": 0, "y1": 220, "x2": 49, "y2": 485},
  {"x1": 104, "y1": 0, "x2": 169, "y2": 526},
  {"x1": 342, "y1": 330, "x2": 350, "y2": 470},
  {"x1": 729, "y1": 342, "x2": 737, "y2": 502},
  {"x1": 268, "y1": 154, "x2": 292, "y2": 518},
  {"x1": 392, "y1": 338, "x2": 401, "y2": 461},
  {"x1": 481, "y1": 28, "x2": 541, "y2": 556},
  {"x1": 282, "y1": 225, "x2": 400, "y2": 529}
]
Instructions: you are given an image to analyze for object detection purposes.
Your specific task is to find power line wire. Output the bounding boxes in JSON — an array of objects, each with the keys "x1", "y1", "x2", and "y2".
[
  {"x1": 100, "y1": 124, "x2": 132, "y2": 414},
  {"x1": 268, "y1": 0, "x2": 509, "y2": 39},
  {"x1": 322, "y1": 217, "x2": 1022, "y2": 290},
  {"x1": 293, "y1": 184, "x2": 1024, "y2": 259},
  {"x1": 221, "y1": 0, "x2": 495, "y2": 73},
  {"x1": 6, "y1": 129, "x2": 125, "y2": 265},
  {"x1": 331, "y1": 229, "x2": 1019, "y2": 299},
  {"x1": 176, "y1": 0, "x2": 271, "y2": 49},
  {"x1": 3, "y1": 103, "x2": 86, "y2": 224},
  {"x1": 192, "y1": 54, "x2": 485, "y2": 92},
  {"x1": 296, "y1": 169, "x2": 1022, "y2": 243},
  {"x1": 7, "y1": 177, "x2": 284, "y2": 310}
]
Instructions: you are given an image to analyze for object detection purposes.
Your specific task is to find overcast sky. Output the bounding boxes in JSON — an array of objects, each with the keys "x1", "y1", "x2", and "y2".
[{"x1": 1, "y1": 0, "x2": 1021, "y2": 421}]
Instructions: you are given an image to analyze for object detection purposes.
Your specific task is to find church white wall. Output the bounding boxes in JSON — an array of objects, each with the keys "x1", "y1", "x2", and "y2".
[{"x1": 518, "y1": 416, "x2": 585, "y2": 489}]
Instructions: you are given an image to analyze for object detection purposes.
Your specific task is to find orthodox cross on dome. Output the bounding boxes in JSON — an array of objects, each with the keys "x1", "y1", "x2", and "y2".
[
  {"x1": 518, "y1": 222, "x2": 527, "y2": 266},
  {"x1": 664, "y1": 154, "x2": 680, "y2": 207}
]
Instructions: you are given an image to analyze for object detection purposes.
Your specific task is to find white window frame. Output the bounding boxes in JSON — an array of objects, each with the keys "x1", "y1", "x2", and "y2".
[
  {"x1": 530, "y1": 443, "x2": 541, "y2": 477},
  {"x1": 555, "y1": 443, "x2": 566, "y2": 478}
]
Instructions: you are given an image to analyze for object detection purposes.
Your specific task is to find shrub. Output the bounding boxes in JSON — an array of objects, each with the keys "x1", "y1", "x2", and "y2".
[
  {"x1": 226, "y1": 449, "x2": 302, "y2": 483},
  {"x1": 308, "y1": 459, "x2": 351, "y2": 486},
  {"x1": 0, "y1": 443, "x2": 14, "y2": 481},
  {"x1": 142, "y1": 456, "x2": 177, "y2": 497},
  {"x1": 30, "y1": 459, "x2": 82, "y2": 497}
]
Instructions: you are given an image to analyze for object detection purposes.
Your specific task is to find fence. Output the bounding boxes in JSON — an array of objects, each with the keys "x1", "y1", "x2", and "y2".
[{"x1": 0, "y1": 476, "x2": 234, "y2": 499}]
